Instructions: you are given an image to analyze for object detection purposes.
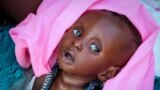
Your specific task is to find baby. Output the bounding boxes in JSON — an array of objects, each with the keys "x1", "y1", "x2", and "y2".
[
  {"x1": 32, "y1": 10, "x2": 142, "y2": 90},
  {"x1": 1, "y1": 0, "x2": 159, "y2": 89}
]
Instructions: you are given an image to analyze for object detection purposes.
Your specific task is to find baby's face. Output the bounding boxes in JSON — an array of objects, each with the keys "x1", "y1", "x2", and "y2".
[{"x1": 57, "y1": 11, "x2": 132, "y2": 81}]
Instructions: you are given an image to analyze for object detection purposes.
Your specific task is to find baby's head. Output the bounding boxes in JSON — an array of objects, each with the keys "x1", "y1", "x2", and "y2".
[{"x1": 57, "y1": 10, "x2": 142, "y2": 82}]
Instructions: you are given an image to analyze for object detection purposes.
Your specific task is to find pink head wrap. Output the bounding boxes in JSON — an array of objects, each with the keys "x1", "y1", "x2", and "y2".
[{"x1": 9, "y1": 0, "x2": 160, "y2": 90}]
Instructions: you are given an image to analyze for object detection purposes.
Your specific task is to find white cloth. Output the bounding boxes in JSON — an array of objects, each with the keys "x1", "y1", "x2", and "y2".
[
  {"x1": 25, "y1": 76, "x2": 36, "y2": 90},
  {"x1": 154, "y1": 33, "x2": 160, "y2": 77}
]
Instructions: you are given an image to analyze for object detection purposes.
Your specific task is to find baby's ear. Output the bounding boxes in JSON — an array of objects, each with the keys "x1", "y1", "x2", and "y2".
[{"x1": 97, "y1": 66, "x2": 120, "y2": 82}]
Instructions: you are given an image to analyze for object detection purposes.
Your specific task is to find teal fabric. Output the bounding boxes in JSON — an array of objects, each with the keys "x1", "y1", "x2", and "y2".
[
  {"x1": 0, "y1": 25, "x2": 25, "y2": 90},
  {"x1": 154, "y1": 76, "x2": 160, "y2": 90}
]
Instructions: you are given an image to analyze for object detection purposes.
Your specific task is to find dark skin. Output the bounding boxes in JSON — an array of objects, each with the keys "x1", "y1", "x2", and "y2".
[{"x1": 33, "y1": 10, "x2": 137, "y2": 90}]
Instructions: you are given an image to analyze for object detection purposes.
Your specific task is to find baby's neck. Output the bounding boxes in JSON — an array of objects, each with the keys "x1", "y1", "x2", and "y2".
[{"x1": 51, "y1": 71, "x2": 91, "y2": 90}]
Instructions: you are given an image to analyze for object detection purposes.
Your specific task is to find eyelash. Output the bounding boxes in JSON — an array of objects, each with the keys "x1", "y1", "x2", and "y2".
[{"x1": 72, "y1": 28, "x2": 101, "y2": 54}]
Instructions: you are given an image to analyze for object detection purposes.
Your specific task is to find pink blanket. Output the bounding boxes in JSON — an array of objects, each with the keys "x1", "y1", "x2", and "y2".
[{"x1": 9, "y1": 0, "x2": 160, "y2": 90}]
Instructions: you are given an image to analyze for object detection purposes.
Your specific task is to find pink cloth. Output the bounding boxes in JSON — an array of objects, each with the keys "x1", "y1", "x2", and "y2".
[{"x1": 9, "y1": 0, "x2": 160, "y2": 90}]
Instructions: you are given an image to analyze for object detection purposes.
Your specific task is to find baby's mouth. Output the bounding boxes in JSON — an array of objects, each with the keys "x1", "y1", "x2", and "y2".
[
  {"x1": 63, "y1": 50, "x2": 75, "y2": 64},
  {"x1": 65, "y1": 51, "x2": 74, "y2": 61}
]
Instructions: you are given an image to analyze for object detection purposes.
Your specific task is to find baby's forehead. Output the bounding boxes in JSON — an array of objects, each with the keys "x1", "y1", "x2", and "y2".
[
  {"x1": 75, "y1": 10, "x2": 130, "y2": 31},
  {"x1": 73, "y1": 10, "x2": 132, "y2": 37},
  {"x1": 74, "y1": 10, "x2": 132, "y2": 46},
  {"x1": 76, "y1": 10, "x2": 115, "y2": 24},
  {"x1": 80, "y1": 10, "x2": 124, "y2": 21}
]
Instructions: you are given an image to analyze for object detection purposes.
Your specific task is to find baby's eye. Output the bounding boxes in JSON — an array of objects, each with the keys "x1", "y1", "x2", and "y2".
[
  {"x1": 73, "y1": 28, "x2": 82, "y2": 37},
  {"x1": 89, "y1": 43, "x2": 101, "y2": 54}
]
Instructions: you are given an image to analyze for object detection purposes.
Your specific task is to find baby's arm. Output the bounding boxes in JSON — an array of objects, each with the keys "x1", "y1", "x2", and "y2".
[{"x1": 0, "y1": 0, "x2": 42, "y2": 23}]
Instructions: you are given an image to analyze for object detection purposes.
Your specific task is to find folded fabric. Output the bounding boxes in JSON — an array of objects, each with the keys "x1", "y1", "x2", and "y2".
[{"x1": 9, "y1": 0, "x2": 160, "y2": 90}]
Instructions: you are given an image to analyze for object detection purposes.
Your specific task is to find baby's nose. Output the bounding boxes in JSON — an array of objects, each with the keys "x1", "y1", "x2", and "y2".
[{"x1": 73, "y1": 40, "x2": 83, "y2": 51}]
